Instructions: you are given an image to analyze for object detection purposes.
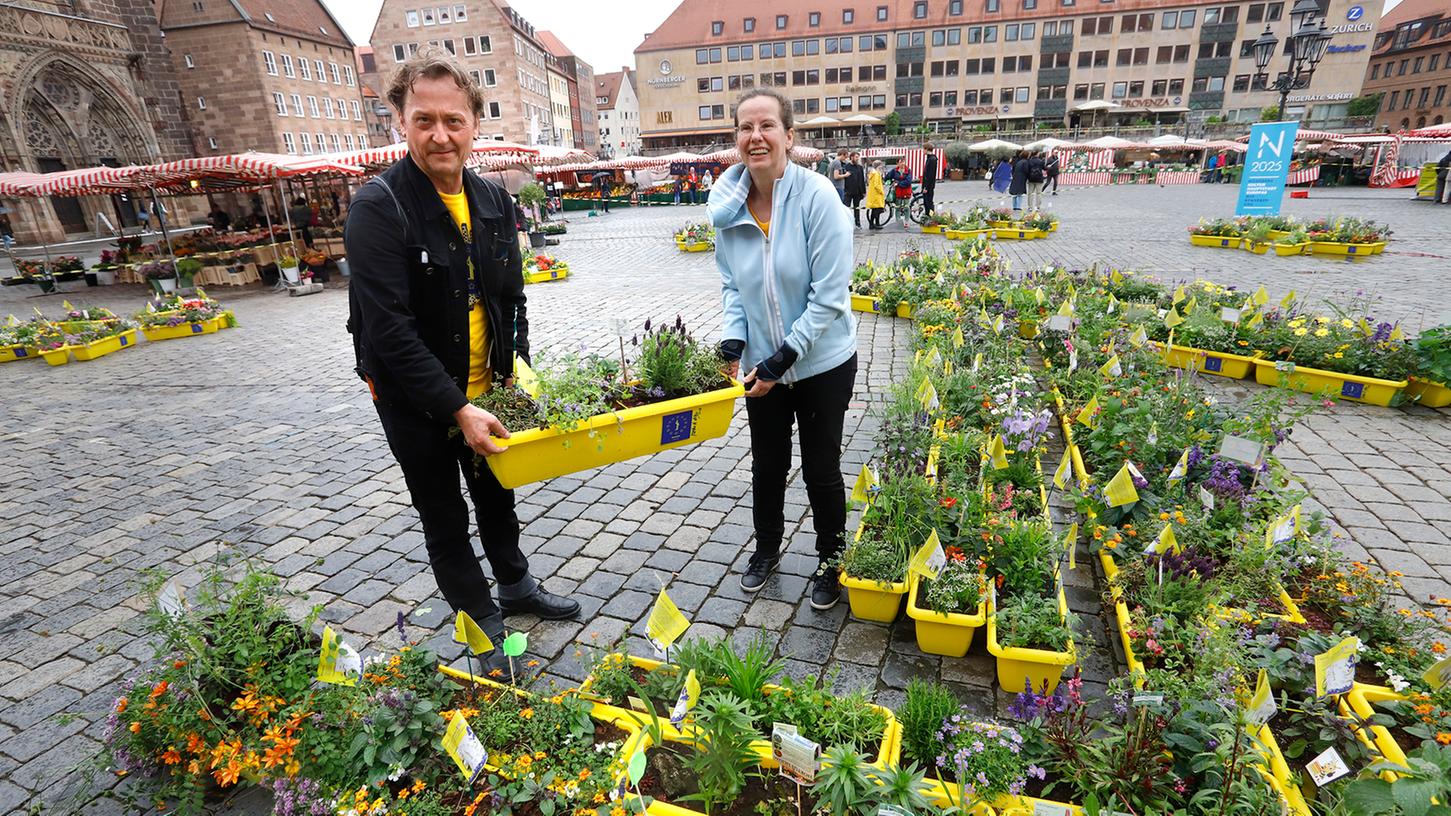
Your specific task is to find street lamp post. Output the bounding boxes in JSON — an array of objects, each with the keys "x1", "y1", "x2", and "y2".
[{"x1": 1251, "y1": 0, "x2": 1332, "y2": 121}]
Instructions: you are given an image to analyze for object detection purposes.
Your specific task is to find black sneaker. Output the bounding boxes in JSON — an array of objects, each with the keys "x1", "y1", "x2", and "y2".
[
  {"x1": 740, "y1": 554, "x2": 780, "y2": 592},
  {"x1": 810, "y1": 567, "x2": 841, "y2": 611}
]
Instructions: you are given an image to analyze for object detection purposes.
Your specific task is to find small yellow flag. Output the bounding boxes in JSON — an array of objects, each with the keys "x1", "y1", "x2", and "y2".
[
  {"x1": 1075, "y1": 395, "x2": 1099, "y2": 429},
  {"x1": 646, "y1": 588, "x2": 692, "y2": 652},
  {"x1": 1280, "y1": 290, "x2": 1297, "y2": 309},
  {"x1": 917, "y1": 380, "x2": 939, "y2": 412},
  {"x1": 1145, "y1": 524, "x2": 1178, "y2": 555},
  {"x1": 1253, "y1": 285, "x2": 1270, "y2": 306},
  {"x1": 1167, "y1": 447, "x2": 1190, "y2": 484},
  {"x1": 1106, "y1": 293, "x2": 1119, "y2": 314},
  {"x1": 514, "y1": 354, "x2": 541, "y2": 397},
  {"x1": 453, "y1": 610, "x2": 495, "y2": 655},
  {"x1": 669, "y1": 669, "x2": 703, "y2": 725},
  {"x1": 1110, "y1": 268, "x2": 1125, "y2": 284},
  {"x1": 1424, "y1": 654, "x2": 1451, "y2": 690},
  {"x1": 316, "y1": 625, "x2": 361, "y2": 686},
  {"x1": 61, "y1": 299, "x2": 76, "y2": 311},
  {"x1": 1057, "y1": 299, "x2": 1074, "y2": 318},
  {"x1": 1313, "y1": 636, "x2": 1360, "y2": 697},
  {"x1": 1065, "y1": 521, "x2": 1079, "y2": 570},
  {"x1": 1246, "y1": 311, "x2": 1264, "y2": 329},
  {"x1": 1184, "y1": 296, "x2": 1197, "y2": 314},
  {"x1": 1034, "y1": 287, "x2": 1046, "y2": 305},
  {"x1": 952, "y1": 326, "x2": 965, "y2": 348},
  {"x1": 1103, "y1": 462, "x2": 1140, "y2": 508},
  {"x1": 1172, "y1": 286, "x2": 1185, "y2": 305},
  {"x1": 1389, "y1": 325, "x2": 1403, "y2": 341},
  {"x1": 989, "y1": 435, "x2": 1010, "y2": 470},
  {"x1": 1163, "y1": 308, "x2": 1184, "y2": 329},
  {"x1": 851, "y1": 462, "x2": 879, "y2": 503},
  {"x1": 1247, "y1": 668, "x2": 1277, "y2": 725},
  {"x1": 1053, "y1": 447, "x2": 1072, "y2": 490},
  {"x1": 1099, "y1": 354, "x2": 1122, "y2": 378},
  {"x1": 1128, "y1": 326, "x2": 1147, "y2": 348},
  {"x1": 908, "y1": 529, "x2": 947, "y2": 580}
]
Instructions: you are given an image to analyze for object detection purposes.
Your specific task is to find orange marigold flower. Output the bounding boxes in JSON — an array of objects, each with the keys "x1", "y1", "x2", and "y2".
[
  {"x1": 115, "y1": 697, "x2": 129, "y2": 714},
  {"x1": 1438, "y1": 733, "x2": 1451, "y2": 746},
  {"x1": 150, "y1": 681, "x2": 169, "y2": 699},
  {"x1": 161, "y1": 749, "x2": 182, "y2": 765},
  {"x1": 129, "y1": 722, "x2": 141, "y2": 733}
]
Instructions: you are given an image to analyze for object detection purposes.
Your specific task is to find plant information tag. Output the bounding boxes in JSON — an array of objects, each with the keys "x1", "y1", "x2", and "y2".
[
  {"x1": 776, "y1": 730, "x2": 821, "y2": 784},
  {"x1": 1199, "y1": 486, "x2": 1216, "y2": 510},
  {"x1": 645, "y1": 588, "x2": 691, "y2": 654},
  {"x1": 1132, "y1": 692, "x2": 1165, "y2": 707},
  {"x1": 1220, "y1": 307, "x2": 1242, "y2": 323},
  {"x1": 1424, "y1": 654, "x2": 1451, "y2": 690},
  {"x1": 442, "y1": 711, "x2": 488, "y2": 783},
  {"x1": 156, "y1": 578, "x2": 186, "y2": 618},
  {"x1": 1247, "y1": 669, "x2": 1277, "y2": 725},
  {"x1": 1045, "y1": 315, "x2": 1073, "y2": 333},
  {"x1": 1033, "y1": 802, "x2": 1073, "y2": 816},
  {"x1": 669, "y1": 669, "x2": 701, "y2": 726},
  {"x1": 1306, "y1": 746, "x2": 1351, "y2": 786},
  {"x1": 909, "y1": 529, "x2": 948, "y2": 580},
  {"x1": 316, "y1": 626, "x2": 362, "y2": 686},
  {"x1": 1314, "y1": 636, "x2": 1360, "y2": 697},
  {"x1": 1218, "y1": 434, "x2": 1265, "y2": 466}
]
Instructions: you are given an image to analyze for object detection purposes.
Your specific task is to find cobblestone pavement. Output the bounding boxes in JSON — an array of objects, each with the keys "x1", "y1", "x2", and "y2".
[{"x1": 0, "y1": 183, "x2": 1448, "y2": 813}]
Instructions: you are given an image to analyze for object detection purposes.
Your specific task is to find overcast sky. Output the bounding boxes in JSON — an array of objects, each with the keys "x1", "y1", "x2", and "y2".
[
  {"x1": 324, "y1": 0, "x2": 1402, "y2": 73},
  {"x1": 323, "y1": 0, "x2": 682, "y2": 74}
]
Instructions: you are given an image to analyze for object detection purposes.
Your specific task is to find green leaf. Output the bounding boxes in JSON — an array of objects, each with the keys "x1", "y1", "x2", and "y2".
[{"x1": 1393, "y1": 779, "x2": 1439, "y2": 816}]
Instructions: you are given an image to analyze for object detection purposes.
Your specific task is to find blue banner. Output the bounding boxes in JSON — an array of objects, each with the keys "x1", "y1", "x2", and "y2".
[{"x1": 1235, "y1": 121, "x2": 1300, "y2": 216}]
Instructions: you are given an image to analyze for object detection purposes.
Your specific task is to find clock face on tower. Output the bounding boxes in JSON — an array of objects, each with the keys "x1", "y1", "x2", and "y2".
[{"x1": 660, "y1": 59, "x2": 673, "y2": 76}]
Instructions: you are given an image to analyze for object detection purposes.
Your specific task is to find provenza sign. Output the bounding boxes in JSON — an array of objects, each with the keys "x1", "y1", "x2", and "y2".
[{"x1": 1119, "y1": 96, "x2": 1184, "y2": 109}]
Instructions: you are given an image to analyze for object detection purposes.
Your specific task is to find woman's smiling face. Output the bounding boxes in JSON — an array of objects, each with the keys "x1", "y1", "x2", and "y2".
[{"x1": 735, "y1": 95, "x2": 793, "y2": 176}]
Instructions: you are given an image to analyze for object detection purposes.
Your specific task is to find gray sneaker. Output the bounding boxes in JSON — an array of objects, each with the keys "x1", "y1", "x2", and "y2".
[
  {"x1": 810, "y1": 567, "x2": 841, "y2": 610},
  {"x1": 740, "y1": 554, "x2": 781, "y2": 592}
]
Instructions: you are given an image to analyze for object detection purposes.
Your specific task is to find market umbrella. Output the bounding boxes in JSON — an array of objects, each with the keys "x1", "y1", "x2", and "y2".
[
  {"x1": 1024, "y1": 137, "x2": 1074, "y2": 151},
  {"x1": 840, "y1": 114, "x2": 882, "y2": 124},
  {"x1": 968, "y1": 138, "x2": 1023, "y2": 152},
  {"x1": 1083, "y1": 136, "x2": 1136, "y2": 149},
  {"x1": 798, "y1": 115, "x2": 840, "y2": 128}
]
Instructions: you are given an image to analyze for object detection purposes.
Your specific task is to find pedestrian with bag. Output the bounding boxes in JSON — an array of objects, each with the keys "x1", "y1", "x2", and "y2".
[
  {"x1": 1025, "y1": 151, "x2": 1046, "y2": 211},
  {"x1": 345, "y1": 50, "x2": 578, "y2": 681},
  {"x1": 844, "y1": 151, "x2": 867, "y2": 228},
  {"x1": 1009, "y1": 150, "x2": 1030, "y2": 213},
  {"x1": 1045, "y1": 152, "x2": 1061, "y2": 195},
  {"x1": 1435, "y1": 149, "x2": 1451, "y2": 205},
  {"x1": 708, "y1": 88, "x2": 857, "y2": 610}
]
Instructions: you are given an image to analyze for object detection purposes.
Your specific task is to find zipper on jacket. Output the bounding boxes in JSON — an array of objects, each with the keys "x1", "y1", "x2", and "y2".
[{"x1": 757, "y1": 174, "x2": 793, "y2": 384}]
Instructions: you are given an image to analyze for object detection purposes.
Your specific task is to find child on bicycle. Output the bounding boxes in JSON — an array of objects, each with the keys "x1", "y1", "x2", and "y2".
[{"x1": 885, "y1": 163, "x2": 914, "y2": 228}]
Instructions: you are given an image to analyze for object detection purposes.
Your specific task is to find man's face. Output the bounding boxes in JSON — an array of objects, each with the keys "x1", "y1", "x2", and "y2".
[{"x1": 400, "y1": 74, "x2": 478, "y2": 187}]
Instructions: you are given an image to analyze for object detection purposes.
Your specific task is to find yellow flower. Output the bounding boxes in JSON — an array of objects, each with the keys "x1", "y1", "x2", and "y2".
[
  {"x1": 1314, "y1": 328, "x2": 1329, "y2": 337},
  {"x1": 1294, "y1": 328, "x2": 1308, "y2": 336},
  {"x1": 1333, "y1": 352, "x2": 1344, "y2": 358},
  {"x1": 1289, "y1": 318, "x2": 1305, "y2": 328},
  {"x1": 1340, "y1": 319, "x2": 1354, "y2": 328}
]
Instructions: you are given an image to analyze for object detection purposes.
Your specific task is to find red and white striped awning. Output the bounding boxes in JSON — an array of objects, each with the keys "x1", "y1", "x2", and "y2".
[
  {"x1": 1233, "y1": 128, "x2": 1344, "y2": 143},
  {"x1": 0, "y1": 153, "x2": 366, "y2": 197},
  {"x1": 1410, "y1": 122, "x2": 1451, "y2": 138},
  {"x1": 0, "y1": 171, "x2": 44, "y2": 196},
  {"x1": 321, "y1": 140, "x2": 539, "y2": 170}
]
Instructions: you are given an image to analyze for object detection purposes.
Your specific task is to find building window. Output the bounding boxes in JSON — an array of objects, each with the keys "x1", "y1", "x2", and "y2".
[
  {"x1": 392, "y1": 44, "x2": 406, "y2": 61},
  {"x1": 488, "y1": 101, "x2": 501, "y2": 118},
  {"x1": 262, "y1": 50, "x2": 277, "y2": 75},
  {"x1": 300, "y1": 132, "x2": 312, "y2": 154},
  {"x1": 184, "y1": 53, "x2": 195, "y2": 69},
  {"x1": 197, "y1": 96, "x2": 207, "y2": 110},
  {"x1": 406, "y1": 10, "x2": 420, "y2": 27},
  {"x1": 323, "y1": 98, "x2": 335, "y2": 119},
  {"x1": 344, "y1": 65, "x2": 356, "y2": 86},
  {"x1": 329, "y1": 62, "x2": 341, "y2": 83},
  {"x1": 314, "y1": 59, "x2": 325, "y2": 81},
  {"x1": 273, "y1": 92, "x2": 287, "y2": 115},
  {"x1": 877, "y1": 6, "x2": 889, "y2": 21},
  {"x1": 476, "y1": 35, "x2": 491, "y2": 53},
  {"x1": 745, "y1": 16, "x2": 756, "y2": 31},
  {"x1": 776, "y1": 14, "x2": 787, "y2": 28},
  {"x1": 282, "y1": 132, "x2": 296, "y2": 154},
  {"x1": 915, "y1": 1, "x2": 928, "y2": 18},
  {"x1": 308, "y1": 95, "x2": 319, "y2": 117},
  {"x1": 422, "y1": 8, "x2": 435, "y2": 24},
  {"x1": 281, "y1": 54, "x2": 295, "y2": 77},
  {"x1": 809, "y1": 11, "x2": 821, "y2": 26},
  {"x1": 986, "y1": 0, "x2": 999, "y2": 11},
  {"x1": 290, "y1": 94, "x2": 303, "y2": 115}
]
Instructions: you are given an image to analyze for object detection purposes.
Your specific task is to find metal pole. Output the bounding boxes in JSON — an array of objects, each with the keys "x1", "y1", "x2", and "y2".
[
  {"x1": 147, "y1": 186, "x2": 178, "y2": 284},
  {"x1": 278, "y1": 178, "x2": 296, "y2": 247}
]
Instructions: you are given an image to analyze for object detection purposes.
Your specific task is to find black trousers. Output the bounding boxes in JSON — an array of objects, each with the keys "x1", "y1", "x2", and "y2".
[
  {"x1": 844, "y1": 192, "x2": 864, "y2": 225},
  {"x1": 373, "y1": 399, "x2": 531, "y2": 625},
  {"x1": 1047, "y1": 174, "x2": 1059, "y2": 192},
  {"x1": 745, "y1": 354, "x2": 858, "y2": 562},
  {"x1": 922, "y1": 183, "x2": 936, "y2": 214}
]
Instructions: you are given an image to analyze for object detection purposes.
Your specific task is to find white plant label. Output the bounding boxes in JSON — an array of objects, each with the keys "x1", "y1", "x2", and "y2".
[
  {"x1": 1218, "y1": 434, "x2": 1265, "y2": 466},
  {"x1": 1220, "y1": 307, "x2": 1242, "y2": 323},
  {"x1": 156, "y1": 578, "x2": 185, "y2": 618},
  {"x1": 1306, "y1": 747, "x2": 1351, "y2": 786}
]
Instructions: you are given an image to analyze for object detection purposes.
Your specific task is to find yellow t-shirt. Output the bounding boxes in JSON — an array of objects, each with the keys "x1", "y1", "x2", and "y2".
[
  {"x1": 439, "y1": 189, "x2": 490, "y2": 399},
  {"x1": 751, "y1": 209, "x2": 770, "y2": 237}
]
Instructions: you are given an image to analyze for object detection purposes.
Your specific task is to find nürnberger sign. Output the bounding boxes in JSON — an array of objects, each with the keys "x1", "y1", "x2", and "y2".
[{"x1": 646, "y1": 75, "x2": 686, "y2": 87}]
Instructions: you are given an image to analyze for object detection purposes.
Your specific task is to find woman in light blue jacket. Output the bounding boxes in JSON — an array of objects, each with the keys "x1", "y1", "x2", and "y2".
[{"x1": 707, "y1": 88, "x2": 857, "y2": 611}]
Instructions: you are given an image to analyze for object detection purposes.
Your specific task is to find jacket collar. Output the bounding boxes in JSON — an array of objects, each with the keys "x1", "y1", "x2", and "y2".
[
  {"x1": 395, "y1": 152, "x2": 502, "y2": 226},
  {"x1": 706, "y1": 161, "x2": 800, "y2": 229}
]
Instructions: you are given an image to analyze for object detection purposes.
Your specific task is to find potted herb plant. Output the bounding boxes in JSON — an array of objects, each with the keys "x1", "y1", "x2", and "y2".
[
  {"x1": 1407, "y1": 324, "x2": 1451, "y2": 408},
  {"x1": 518, "y1": 182, "x2": 548, "y2": 248},
  {"x1": 905, "y1": 548, "x2": 988, "y2": 657}
]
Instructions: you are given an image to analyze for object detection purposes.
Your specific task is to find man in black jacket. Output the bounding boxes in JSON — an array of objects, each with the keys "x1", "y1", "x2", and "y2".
[
  {"x1": 843, "y1": 151, "x2": 867, "y2": 228},
  {"x1": 921, "y1": 141, "x2": 939, "y2": 215},
  {"x1": 347, "y1": 51, "x2": 578, "y2": 678}
]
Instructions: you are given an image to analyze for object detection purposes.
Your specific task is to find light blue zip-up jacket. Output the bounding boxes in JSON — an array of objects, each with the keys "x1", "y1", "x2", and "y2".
[{"x1": 707, "y1": 161, "x2": 857, "y2": 385}]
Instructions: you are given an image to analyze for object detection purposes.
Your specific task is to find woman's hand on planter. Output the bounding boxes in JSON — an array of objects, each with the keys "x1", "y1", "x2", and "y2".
[{"x1": 454, "y1": 403, "x2": 510, "y2": 455}]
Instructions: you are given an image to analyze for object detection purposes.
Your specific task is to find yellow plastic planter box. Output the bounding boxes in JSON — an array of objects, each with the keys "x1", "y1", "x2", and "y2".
[
  {"x1": 485, "y1": 380, "x2": 743, "y2": 488},
  {"x1": 905, "y1": 573, "x2": 985, "y2": 657},
  {"x1": 1253, "y1": 722, "x2": 1313, "y2": 816},
  {"x1": 991, "y1": 794, "x2": 1083, "y2": 816},
  {"x1": 676, "y1": 241, "x2": 712, "y2": 252},
  {"x1": 524, "y1": 267, "x2": 569, "y2": 284},
  {"x1": 0, "y1": 345, "x2": 37, "y2": 363},
  {"x1": 921, "y1": 224, "x2": 945, "y2": 234},
  {"x1": 578, "y1": 653, "x2": 901, "y2": 771},
  {"x1": 896, "y1": 302, "x2": 914, "y2": 318},
  {"x1": 944, "y1": 228, "x2": 989, "y2": 240},
  {"x1": 993, "y1": 227, "x2": 1048, "y2": 240},
  {"x1": 1189, "y1": 234, "x2": 1242, "y2": 249},
  {"x1": 1154, "y1": 342, "x2": 1261, "y2": 379},
  {"x1": 71, "y1": 329, "x2": 137, "y2": 362},
  {"x1": 1308, "y1": 240, "x2": 1385, "y2": 257},
  {"x1": 141, "y1": 319, "x2": 221, "y2": 342},
  {"x1": 40, "y1": 346, "x2": 70, "y2": 366},
  {"x1": 1344, "y1": 684, "x2": 1410, "y2": 769},
  {"x1": 1273, "y1": 242, "x2": 1309, "y2": 256},
  {"x1": 1253, "y1": 359, "x2": 1408, "y2": 407},
  {"x1": 1243, "y1": 241, "x2": 1271, "y2": 255},
  {"x1": 1407, "y1": 377, "x2": 1451, "y2": 408},
  {"x1": 987, "y1": 586, "x2": 1077, "y2": 695},
  {"x1": 851, "y1": 293, "x2": 884, "y2": 314},
  {"x1": 842, "y1": 569, "x2": 909, "y2": 622}
]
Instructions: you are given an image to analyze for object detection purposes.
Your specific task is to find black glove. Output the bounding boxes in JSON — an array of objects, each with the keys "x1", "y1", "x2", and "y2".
[
  {"x1": 719, "y1": 339, "x2": 745, "y2": 362},
  {"x1": 753, "y1": 344, "x2": 798, "y2": 381}
]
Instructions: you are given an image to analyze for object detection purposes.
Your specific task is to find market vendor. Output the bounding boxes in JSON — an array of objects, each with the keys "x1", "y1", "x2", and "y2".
[{"x1": 345, "y1": 49, "x2": 578, "y2": 680}]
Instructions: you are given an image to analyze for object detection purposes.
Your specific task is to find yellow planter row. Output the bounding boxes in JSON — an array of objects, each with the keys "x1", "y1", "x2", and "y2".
[
  {"x1": 485, "y1": 379, "x2": 743, "y2": 489},
  {"x1": 576, "y1": 653, "x2": 902, "y2": 771},
  {"x1": 674, "y1": 239, "x2": 713, "y2": 252},
  {"x1": 992, "y1": 227, "x2": 1050, "y2": 240},
  {"x1": 1, "y1": 344, "x2": 37, "y2": 363},
  {"x1": 40, "y1": 328, "x2": 139, "y2": 366},
  {"x1": 1153, "y1": 342, "x2": 1262, "y2": 380},
  {"x1": 523, "y1": 267, "x2": 569, "y2": 284},
  {"x1": 849, "y1": 293, "x2": 914, "y2": 318},
  {"x1": 1252, "y1": 359, "x2": 1407, "y2": 407},
  {"x1": 140, "y1": 316, "x2": 225, "y2": 342},
  {"x1": 1191, "y1": 233, "x2": 1387, "y2": 258},
  {"x1": 1407, "y1": 377, "x2": 1451, "y2": 408}
]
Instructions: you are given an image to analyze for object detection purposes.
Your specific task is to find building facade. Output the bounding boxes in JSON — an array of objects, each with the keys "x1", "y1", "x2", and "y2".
[
  {"x1": 634, "y1": 0, "x2": 1382, "y2": 149},
  {"x1": 159, "y1": 0, "x2": 369, "y2": 160},
  {"x1": 596, "y1": 69, "x2": 643, "y2": 156},
  {"x1": 539, "y1": 31, "x2": 601, "y2": 151},
  {"x1": 1361, "y1": 0, "x2": 1450, "y2": 131},
  {"x1": 357, "y1": 46, "x2": 401, "y2": 146},
  {"x1": 1, "y1": 0, "x2": 195, "y2": 241},
  {"x1": 369, "y1": 0, "x2": 566, "y2": 144},
  {"x1": 547, "y1": 62, "x2": 576, "y2": 147}
]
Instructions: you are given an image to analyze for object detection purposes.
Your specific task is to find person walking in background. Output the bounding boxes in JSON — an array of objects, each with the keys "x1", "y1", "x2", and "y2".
[
  {"x1": 592, "y1": 170, "x2": 612, "y2": 212},
  {"x1": 289, "y1": 197, "x2": 314, "y2": 247},
  {"x1": 1206, "y1": 152, "x2": 1221, "y2": 184},
  {"x1": 829, "y1": 149, "x2": 848, "y2": 202},
  {"x1": 1009, "y1": 151, "x2": 1029, "y2": 213},
  {"x1": 687, "y1": 166, "x2": 700, "y2": 205},
  {"x1": 920, "y1": 141, "x2": 939, "y2": 215},
  {"x1": 844, "y1": 151, "x2": 867, "y2": 228},
  {"x1": 885, "y1": 161, "x2": 913, "y2": 228},
  {"x1": 991, "y1": 156, "x2": 1012, "y2": 194},
  {"x1": 673, "y1": 175, "x2": 682, "y2": 205},
  {"x1": 709, "y1": 88, "x2": 858, "y2": 611},
  {"x1": 1025, "y1": 151, "x2": 1046, "y2": 212},
  {"x1": 1435, "y1": 149, "x2": 1451, "y2": 204},
  {"x1": 865, "y1": 160, "x2": 886, "y2": 229},
  {"x1": 1045, "y1": 152, "x2": 1061, "y2": 195},
  {"x1": 701, "y1": 169, "x2": 714, "y2": 195},
  {"x1": 1215, "y1": 151, "x2": 1230, "y2": 183}
]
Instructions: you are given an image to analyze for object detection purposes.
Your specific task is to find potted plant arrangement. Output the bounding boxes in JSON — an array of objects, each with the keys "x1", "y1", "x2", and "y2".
[
  {"x1": 277, "y1": 250, "x2": 301, "y2": 285},
  {"x1": 674, "y1": 222, "x2": 715, "y2": 252},
  {"x1": 1302, "y1": 216, "x2": 1391, "y2": 256},
  {"x1": 92, "y1": 250, "x2": 121, "y2": 285},
  {"x1": 174, "y1": 257, "x2": 203, "y2": 290},
  {"x1": 1187, "y1": 218, "x2": 1243, "y2": 249},
  {"x1": 141, "y1": 260, "x2": 179, "y2": 295},
  {"x1": 1406, "y1": 324, "x2": 1451, "y2": 408},
  {"x1": 0, "y1": 317, "x2": 49, "y2": 363},
  {"x1": 906, "y1": 545, "x2": 988, "y2": 657},
  {"x1": 518, "y1": 181, "x2": 548, "y2": 248},
  {"x1": 920, "y1": 210, "x2": 955, "y2": 234},
  {"x1": 464, "y1": 317, "x2": 741, "y2": 488},
  {"x1": 136, "y1": 293, "x2": 236, "y2": 341},
  {"x1": 1249, "y1": 306, "x2": 1416, "y2": 406},
  {"x1": 523, "y1": 253, "x2": 570, "y2": 284}
]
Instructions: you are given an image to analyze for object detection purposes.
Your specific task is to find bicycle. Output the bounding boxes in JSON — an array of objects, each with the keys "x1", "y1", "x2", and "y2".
[{"x1": 876, "y1": 181, "x2": 927, "y2": 228}]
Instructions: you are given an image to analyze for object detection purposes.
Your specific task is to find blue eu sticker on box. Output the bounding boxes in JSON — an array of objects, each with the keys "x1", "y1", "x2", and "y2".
[
  {"x1": 660, "y1": 410, "x2": 696, "y2": 444},
  {"x1": 1341, "y1": 380, "x2": 1364, "y2": 399},
  {"x1": 1204, "y1": 356, "x2": 1223, "y2": 372},
  {"x1": 191, "y1": 323, "x2": 203, "y2": 334},
  {"x1": 119, "y1": 335, "x2": 130, "y2": 347}
]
